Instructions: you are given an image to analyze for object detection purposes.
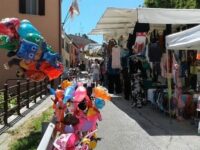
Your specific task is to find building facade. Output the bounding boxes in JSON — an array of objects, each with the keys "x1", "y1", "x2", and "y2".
[
  {"x1": 67, "y1": 34, "x2": 96, "y2": 67},
  {"x1": 0, "y1": 0, "x2": 61, "y2": 88}
]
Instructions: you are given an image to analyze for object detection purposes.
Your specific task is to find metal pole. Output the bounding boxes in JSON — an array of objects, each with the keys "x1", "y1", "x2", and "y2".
[
  {"x1": 34, "y1": 82, "x2": 37, "y2": 103},
  {"x1": 17, "y1": 80, "x2": 21, "y2": 115},
  {"x1": 26, "y1": 79, "x2": 30, "y2": 108},
  {"x1": 4, "y1": 83, "x2": 8, "y2": 125}
]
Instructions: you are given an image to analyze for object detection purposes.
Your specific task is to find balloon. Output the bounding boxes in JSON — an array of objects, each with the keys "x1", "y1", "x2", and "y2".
[
  {"x1": 40, "y1": 61, "x2": 64, "y2": 80},
  {"x1": 17, "y1": 39, "x2": 39, "y2": 60},
  {"x1": 42, "y1": 51, "x2": 60, "y2": 68},
  {"x1": 93, "y1": 86, "x2": 111, "y2": 101},
  {"x1": 25, "y1": 33, "x2": 44, "y2": 46},
  {"x1": 74, "y1": 86, "x2": 87, "y2": 103},
  {"x1": 64, "y1": 125, "x2": 74, "y2": 133},
  {"x1": 63, "y1": 85, "x2": 76, "y2": 103},
  {"x1": 47, "y1": 85, "x2": 55, "y2": 95},
  {"x1": 25, "y1": 70, "x2": 46, "y2": 82},
  {"x1": 53, "y1": 133, "x2": 78, "y2": 150},
  {"x1": 1, "y1": 18, "x2": 20, "y2": 29},
  {"x1": 0, "y1": 18, "x2": 20, "y2": 37},
  {"x1": 61, "y1": 80, "x2": 72, "y2": 90},
  {"x1": 55, "y1": 101, "x2": 65, "y2": 122},
  {"x1": 55, "y1": 89, "x2": 64, "y2": 101},
  {"x1": 94, "y1": 98, "x2": 105, "y2": 109},
  {"x1": 89, "y1": 140, "x2": 97, "y2": 149},
  {"x1": 0, "y1": 35, "x2": 19, "y2": 51},
  {"x1": 77, "y1": 118, "x2": 93, "y2": 132},
  {"x1": 18, "y1": 19, "x2": 40, "y2": 38}
]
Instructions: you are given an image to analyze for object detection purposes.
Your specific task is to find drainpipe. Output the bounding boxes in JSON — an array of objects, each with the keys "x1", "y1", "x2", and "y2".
[{"x1": 59, "y1": 0, "x2": 62, "y2": 55}]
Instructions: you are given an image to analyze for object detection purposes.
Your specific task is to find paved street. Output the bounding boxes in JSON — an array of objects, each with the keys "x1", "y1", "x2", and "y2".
[{"x1": 96, "y1": 94, "x2": 200, "y2": 150}]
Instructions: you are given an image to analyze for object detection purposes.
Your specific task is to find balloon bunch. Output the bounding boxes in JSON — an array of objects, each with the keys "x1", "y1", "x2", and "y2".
[
  {"x1": 0, "y1": 18, "x2": 63, "y2": 81},
  {"x1": 48, "y1": 80, "x2": 111, "y2": 150}
]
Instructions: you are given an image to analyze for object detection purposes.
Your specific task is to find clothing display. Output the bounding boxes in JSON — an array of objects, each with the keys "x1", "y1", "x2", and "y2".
[
  {"x1": 132, "y1": 32, "x2": 147, "y2": 54},
  {"x1": 111, "y1": 46, "x2": 122, "y2": 69},
  {"x1": 148, "y1": 42, "x2": 163, "y2": 62}
]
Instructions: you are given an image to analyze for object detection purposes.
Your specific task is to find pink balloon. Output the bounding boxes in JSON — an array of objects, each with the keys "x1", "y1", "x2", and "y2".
[
  {"x1": 75, "y1": 117, "x2": 94, "y2": 132},
  {"x1": 53, "y1": 133, "x2": 78, "y2": 150},
  {"x1": 74, "y1": 86, "x2": 87, "y2": 103}
]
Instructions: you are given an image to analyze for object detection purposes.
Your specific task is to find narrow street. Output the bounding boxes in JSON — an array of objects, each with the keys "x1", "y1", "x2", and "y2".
[{"x1": 96, "y1": 95, "x2": 200, "y2": 150}]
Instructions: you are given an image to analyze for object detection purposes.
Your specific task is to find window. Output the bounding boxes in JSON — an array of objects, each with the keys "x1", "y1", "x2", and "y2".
[{"x1": 19, "y1": 0, "x2": 45, "y2": 15}]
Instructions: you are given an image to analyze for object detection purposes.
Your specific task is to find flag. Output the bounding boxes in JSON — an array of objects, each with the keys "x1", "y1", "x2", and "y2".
[{"x1": 69, "y1": 0, "x2": 80, "y2": 18}]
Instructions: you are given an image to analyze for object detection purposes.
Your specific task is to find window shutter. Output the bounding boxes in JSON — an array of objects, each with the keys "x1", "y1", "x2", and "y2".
[
  {"x1": 19, "y1": 0, "x2": 26, "y2": 13},
  {"x1": 39, "y1": 0, "x2": 45, "y2": 15}
]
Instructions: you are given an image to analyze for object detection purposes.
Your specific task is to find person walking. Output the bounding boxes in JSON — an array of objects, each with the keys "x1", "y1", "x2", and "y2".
[
  {"x1": 79, "y1": 61, "x2": 86, "y2": 71},
  {"x1": 91, "y1": 59, "x2": 100, "y2": 86}
]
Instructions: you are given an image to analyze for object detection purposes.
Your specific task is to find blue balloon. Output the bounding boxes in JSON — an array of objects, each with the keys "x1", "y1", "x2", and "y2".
[
  {"x1": 42, "y1": 51, "x2": 60, "y2": 68},
  {"x1": 63, "y1": 85, "x2": 76, "y2": 103},
  {"x1": 95, "y1": 98, "x2": 105, "y2": 109},
  {"x1": 47, "y1": 84, "x2": 55, "y2": 95},
  {"x1": 18, "y1": 19, "x2": 40, "y2": 38},
  {"x1": 64, "y1": 125, "x2": 74, "y2": 133},
  {"x1": 17, "y1": 39, "x2": 39, "y2": 60}
]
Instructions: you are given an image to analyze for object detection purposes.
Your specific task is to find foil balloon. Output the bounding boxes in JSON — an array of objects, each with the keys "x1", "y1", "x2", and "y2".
[
  {"x1": 63, "y1": 85, "x2": 76, "y2": 103},
  {"x1": 74, "y1": 86, "x2": 87, "y2": 103},
  {"x1": 55, "y1": 89, "x2": 64, "y2": 101},
  {"x1": 94, "y1": 98, "x2": 105, "y2": 109},
  {"x1": 25, "y1": 70, "x2": 46, "y2": 82},
  {"x1": 17, "y1": 39, "x2": 39, "y2": 60},
  {"x1": 18, "y1": 19, "x2": 40, "y2": 38},
  {"x1": 0, "y1": 35, "x2": 19, "y2": 51},
  {"x1": 64, "y1": 125, "x2": 74, "y2": 133},
  {"x1": 25, "y1": 33, "x2": 44, "y2": 46},
  {"x1": 55, "y1": 101, "x2": 66, "y2": 122},
  {"x1": 93, "y1": 86, "x2": 111, "y2": 101},
  {"x1": 61, "y1": 80, "x2": 72, "y2": 90},
  {"x1": 40, "y1": 61, "x2": 64, "y2": 81},
  {"x1": 53, "y1": 133, "x2": 78, "y2": 150},
  {"x1": 42, "y1": 51, "x2": 60, "y2": 68},
  {"x1": 47, "y1": 85, "x2": 55, "y2": 95},
  {"x1": 2, "y1": 18, "x2": 20, "y2": 29},
  {"x1": 76, "y1": 117, "x2": 93, "y2": 132},
  {"x1": 0, "y1": 18, "x2": 20, "y2": 37}
]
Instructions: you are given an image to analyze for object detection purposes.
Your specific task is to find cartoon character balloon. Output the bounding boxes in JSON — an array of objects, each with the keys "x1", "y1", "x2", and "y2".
[{"x1": 18, "y1": 19, "x2": 40, "y2": 38}]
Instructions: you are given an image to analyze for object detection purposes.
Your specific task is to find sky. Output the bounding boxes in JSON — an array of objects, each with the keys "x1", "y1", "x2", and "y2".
[{"x1": 61, "y1": 0, "x2": 144, "y2": 44}]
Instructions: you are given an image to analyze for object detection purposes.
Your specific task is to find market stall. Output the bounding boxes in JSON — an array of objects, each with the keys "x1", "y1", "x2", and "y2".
[
  {"x1": 90, "y1": 7, "x2": 200, "y2": 116},
  {"x1": 166, "y1": 25, "x2": 200, "y2": 121}
]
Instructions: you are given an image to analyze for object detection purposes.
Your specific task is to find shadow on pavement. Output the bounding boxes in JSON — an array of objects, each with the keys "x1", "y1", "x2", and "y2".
[{"x1": 111, "y1": 94, "x2": 198, "y2": 136}]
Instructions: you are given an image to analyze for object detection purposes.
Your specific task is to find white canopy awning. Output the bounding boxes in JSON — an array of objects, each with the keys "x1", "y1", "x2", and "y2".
[
  {"x1": 90, "y1": 8, "x2": 137, "y2": 35},
  {"x1": 138, "y1": 8, "x2": 200, "y2": 24},
  {"x1": 166, "y1": 25, "x2": 200, "y2": 50},
  {"x1": 90, "y1": 7, "x2": 200, "y2": 36}
]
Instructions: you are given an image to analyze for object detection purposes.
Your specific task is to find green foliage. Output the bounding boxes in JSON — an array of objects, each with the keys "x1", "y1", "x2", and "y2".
[
  {"x1": 144, "y1": 0, "x2": 200, "y2": 8},
  {"x1": 0, "y1": 92, "x2": 17, "y2": 110},
  {"x1": 9, "y1": 108, "x2": 53, "y2": 150}
]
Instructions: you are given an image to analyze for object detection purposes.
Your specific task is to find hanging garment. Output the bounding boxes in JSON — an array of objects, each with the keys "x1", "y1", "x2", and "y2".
[
  {"x1": 112, "y1": 46, "x2": 121, "y2": 69},
  {"x1": 148, "y1": 42, "x2": 163, "y2": 62},
  {"x1": 160, "y1": 53, "x2": 173, "y2": 78},
  {"x1": 160, "y1": 53, "x2": 167, "y2": 78},
  {"x1": 173, "y1": 55, "x2": 184, "y2": 109},
  {"x1": 133, "y1": 22, "x2": 150, "y2": 33},
  {"x1": 127, "y1": 33, "x2": 136, "y2": 51},
  {"x1": 132, "y1": 32, "x2": 147, "y2": 54}
]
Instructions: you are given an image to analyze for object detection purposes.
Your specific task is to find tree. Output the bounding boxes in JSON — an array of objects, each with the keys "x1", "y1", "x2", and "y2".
[{"x1": 144, "y1": 0, "x2": 200, "y2": 8}]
